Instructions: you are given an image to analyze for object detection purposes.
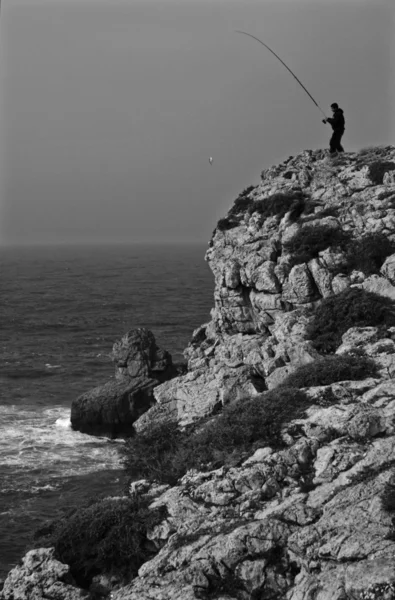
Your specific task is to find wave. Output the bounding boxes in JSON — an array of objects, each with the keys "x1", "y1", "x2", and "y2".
[{"x1": 2, "y1": 369, "x2": 58, "y2": 380}]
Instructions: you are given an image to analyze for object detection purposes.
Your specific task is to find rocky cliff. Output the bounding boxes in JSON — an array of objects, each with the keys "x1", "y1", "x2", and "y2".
[
  {"x1": 135, "y1": 146, "x2": 395, "y2": 431},
  {"x1": 3, "y1": 146, "x2": 395, "y2": 600}
]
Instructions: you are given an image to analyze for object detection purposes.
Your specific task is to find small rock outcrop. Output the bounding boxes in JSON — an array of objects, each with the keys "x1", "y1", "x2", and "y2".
[
  {"x1": 1, "y1": 548, "x2": 87, "y2": 599},
  {"x1": 71, "y1": 328, "x2": 177, "y2": 436}
]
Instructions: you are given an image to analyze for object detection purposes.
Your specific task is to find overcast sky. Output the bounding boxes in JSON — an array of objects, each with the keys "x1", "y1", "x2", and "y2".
[{"x1": 0, "y1": 0, "x2": 394, "y2": 245}]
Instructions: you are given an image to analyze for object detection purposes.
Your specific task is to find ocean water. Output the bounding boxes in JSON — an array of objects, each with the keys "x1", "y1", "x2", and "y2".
[{"x1": 0, "y1": 243, "x2": 214, "y2": 579}]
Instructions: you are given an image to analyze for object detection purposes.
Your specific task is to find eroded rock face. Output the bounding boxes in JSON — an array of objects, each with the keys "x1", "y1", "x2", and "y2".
[
  {"x1": 1, "y1": 548, "x2": 87, "y2": 600},
  {"x1": 109, "y1": 147, "x2": 395, "y2": 600},
  {"x1": 133, "y1": 146, "x2": 395, "y2": 431},
  {"x1": 111, "y1": 377, "x2": 395, "y2": 600},
  {"x1": 71, "y1": 328, "x2": 177, "y2": 436}
]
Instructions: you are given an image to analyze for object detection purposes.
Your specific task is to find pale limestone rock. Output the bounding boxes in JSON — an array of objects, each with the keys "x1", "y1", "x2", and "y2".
[
  {"x1": 362, "y1": 381, "x2": 395, "y2": 405},
  {"x1": 359, "y1": 274, "x2": 395, "y2": 300},
  {"x1": 339, "y1": 326, "x2": 381, "y2": 348},
  {"x1": 250, "y1": 290, "x2": 283, "y2": 311},
  {"x1": 282, "y1": 263, "x2": 318, "y2": 304},
  {"x1": 383, "y1": 170, "x2": 395, "y2": 185},
  {"x1": 381, "y1": 253, "x2": 395, "y2": 285},
  {"x1": 304, "y1": 378, "x2": 379, "y2": 407},
  {"x1": 1, "y1": 548, "x2": 87, "y2": 600},
  {"x1": 224, "y1": 260, "x2": 240, "y2": 289},
  {"x1": 307, "y1": 258, "x2": 333, "y2": 297},
  {"x1": 254, "y1": 261, "x2": 281, "y2": 293},
  {"x1": 331, "y1": 273, "x2": 351, "y2": 294}
]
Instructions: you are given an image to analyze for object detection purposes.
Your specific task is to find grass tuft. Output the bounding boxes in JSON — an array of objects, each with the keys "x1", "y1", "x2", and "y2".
[
  {"x1": 279, "y1": 354, "x2": 378, "y2": 389},
  {"x1": 335, "y1": 232, "x2": 395, "y2": 276},
  {"x1": 307, "y1": 288, "x2": 395, "y2": 354},
  {"x1": 367, "y1": 161, "x2": 395, "y2": 185},
  {"x1": 284, "y1": 224, "x2": 350, "y2": 268},
  {"x1": 250, "y1": 191, "x2": 305, "y2": 222}
]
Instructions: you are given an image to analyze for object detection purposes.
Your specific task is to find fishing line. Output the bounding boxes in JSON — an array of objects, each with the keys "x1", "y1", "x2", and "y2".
[{"x1": 235, "y1": 30, "x2": 327, "y2": 119}]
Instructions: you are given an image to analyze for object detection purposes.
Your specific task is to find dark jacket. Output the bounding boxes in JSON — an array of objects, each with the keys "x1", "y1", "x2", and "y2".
[{"x1": 327, "y1": 108, "x2": 345, "y2": 132}]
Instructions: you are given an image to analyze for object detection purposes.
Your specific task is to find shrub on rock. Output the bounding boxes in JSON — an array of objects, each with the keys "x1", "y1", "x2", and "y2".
[
  {"x1": 121, "y1": 421, "x2": 185, "y2": 485},
  {"x1": 284, "y1": 224, "x2": 350, "y2": 268},
  {"x1": 336, "y1": 232, "x2": 395, "y2": 276},
  {"x1": 122, "y1": 388, "x2": 310, "y2": 485},
  {"x1": 279, "y1": 354, "x2": 378, "y2": 389},
  {"x1": 216, "y1": 217, "x2": 239, "y2": 231},
  {"x1": 32, "y1": 497, "x2": 165, "y2": 588},
  {"x1": 228, "y1": 186, "x2": 256, "y2": 216},
  {"x1": 308, "y1": 288, "x2": 395, "y2": 354},
  {"x1": 251, "y1": 191, "x2": 305, "y2": 221},
  {"x1": 367, "y1": 161, "x2": 395, "y2": 185}
]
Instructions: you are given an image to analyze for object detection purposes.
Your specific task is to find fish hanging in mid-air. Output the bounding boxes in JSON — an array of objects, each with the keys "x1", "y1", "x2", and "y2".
[{"x1": 209, "y1": 157, "x2": 213, "y2": 165}]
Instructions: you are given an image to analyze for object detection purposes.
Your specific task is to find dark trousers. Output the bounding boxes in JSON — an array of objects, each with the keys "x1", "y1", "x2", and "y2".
[{"x1": 329, "y1": 130, "x2": 344, "y2": 153}]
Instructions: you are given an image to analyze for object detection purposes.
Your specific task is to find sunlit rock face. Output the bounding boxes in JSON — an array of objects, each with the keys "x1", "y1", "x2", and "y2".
[{"x1": 136, "y1": 146, "x2": 395, "y2": 430}]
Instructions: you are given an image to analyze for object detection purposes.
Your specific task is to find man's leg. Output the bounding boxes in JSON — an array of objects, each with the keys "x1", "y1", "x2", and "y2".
[
  {"x1": 335, "y1": 131, "x2": 344, "y2": 152},
  {"x1": 329, "y1": 132, "x2": 337, "y2": 154}
]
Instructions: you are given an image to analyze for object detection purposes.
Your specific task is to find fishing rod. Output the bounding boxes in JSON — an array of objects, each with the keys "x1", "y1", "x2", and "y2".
[{"x1": 235, "y1": 30, "x2": 327, "y2": 120}]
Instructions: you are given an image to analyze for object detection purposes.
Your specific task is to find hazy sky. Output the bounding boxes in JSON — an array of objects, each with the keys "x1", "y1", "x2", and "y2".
[{"x1": 0, "y1": 0, "x2": 394, "y2": 245}]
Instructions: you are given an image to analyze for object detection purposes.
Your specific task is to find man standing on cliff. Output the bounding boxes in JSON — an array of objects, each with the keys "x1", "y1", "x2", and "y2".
[{"x1": 322, "y1": 103, "x2": 345, "y2": 154}]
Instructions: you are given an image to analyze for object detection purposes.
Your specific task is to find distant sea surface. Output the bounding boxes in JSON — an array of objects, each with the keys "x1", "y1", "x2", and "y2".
[{"x1": 0, "y1": 243, "x2": 214, "y2": 579}]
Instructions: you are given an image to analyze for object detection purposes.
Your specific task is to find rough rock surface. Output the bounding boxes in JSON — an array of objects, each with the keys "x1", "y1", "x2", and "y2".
[
  {"x1": 71, "y1": 328, "x2": 177, "y2": 436},
  {"x1": 136, "y1": 146, "x2": 395, "y2": 430},
  {"x1": 0, "y1": 548, "x2": 87, "y2": 599},
  {"x1": 7, "y1": 146, "x2": 395, "y2": 600},
  {"x1": 108, "y1": 146, "x2": 395, "y2": 600}
]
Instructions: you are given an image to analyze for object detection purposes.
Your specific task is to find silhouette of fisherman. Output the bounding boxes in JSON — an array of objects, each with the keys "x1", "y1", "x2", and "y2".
[{"x1": 322, "y1": 103, "x2": 345, "y2": 154}]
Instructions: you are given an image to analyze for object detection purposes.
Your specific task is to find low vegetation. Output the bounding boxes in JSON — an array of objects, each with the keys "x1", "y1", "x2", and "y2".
[
  {"x1": 121, "y1": 388, "x2": 311, "y2": 487},
  {"x1": 216, "y1": 190, "x2": 307, "y2": 232},
  {"x1": 32, "y1": 497, "x2": 165, "y2": 588},
  {"x1": 336, "y1": 232, "x2": 395, "y2": 276},
  {"x1": 307, "y1": 288, "x2": 395, "y2": 354},
  {"x1": 367, "y1": 161, "x2": 395, "y2": 185},
  {"x1": 216, "y1": 217, "x2": 240, "y2": 232},
  {"x1": 228, "y1": 186, "x2": 256, "y2": 216},
  {"x1": 279, "y1": 354, "x2": 378, "y2": 389},
  {"x1": 283, "y1": 224, "x2": 350, "y2": 268},
  {"x1": 250, "y1": 191, "x2": 305, "y2": 221}
]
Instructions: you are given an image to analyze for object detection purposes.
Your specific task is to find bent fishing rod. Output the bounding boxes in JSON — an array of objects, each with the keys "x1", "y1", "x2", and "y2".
[{"x1": 235, "y1": 30, "x2": 327, "y2": 120}]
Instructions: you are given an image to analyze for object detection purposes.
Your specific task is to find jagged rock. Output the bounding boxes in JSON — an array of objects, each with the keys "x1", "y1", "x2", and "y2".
[
  {"x1": 70, "y1": 378, "x2": 158, "y2": 436},
  {"x1": 112, "y1": 329, "x2": 174, "y2": 380},
  {"x1": 71, "y1": 328, "x2": 177, "y2": 436},
  {"x1": 381, "y1": 253, "x2": 395, "y2": 285},
  {"x1": 1, "y1": 548, "x2": 87, "y2": 600},
  {"x1": 359, "y1": 274, "x2": 395, "y2": 301}
]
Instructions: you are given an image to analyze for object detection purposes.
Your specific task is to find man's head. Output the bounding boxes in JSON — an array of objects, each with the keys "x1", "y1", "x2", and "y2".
[{"x1": 331, "y1": 103, "x2": 339, "y2": 112}]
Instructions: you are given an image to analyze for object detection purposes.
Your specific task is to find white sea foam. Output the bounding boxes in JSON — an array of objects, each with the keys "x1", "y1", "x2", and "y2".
[
  {"x1": 0, "y1": 405, "x2": 122, "y2": 488},
  {"x1": 55, "y1": 417, "x2": 71, "y2": 428}
]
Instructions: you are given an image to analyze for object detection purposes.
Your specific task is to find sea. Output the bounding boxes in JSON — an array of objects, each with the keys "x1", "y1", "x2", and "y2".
[{"x1": 0, "y1": 242, "x2": 214, "y2": 580}]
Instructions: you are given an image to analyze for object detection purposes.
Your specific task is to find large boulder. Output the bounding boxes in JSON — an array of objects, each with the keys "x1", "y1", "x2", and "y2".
[
  {"x1": 71, "y1": 328, "x2": 177, "y2": 436},
  {"x1": 1, "y1": 548, "x2": 87, "y2": 600}
]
